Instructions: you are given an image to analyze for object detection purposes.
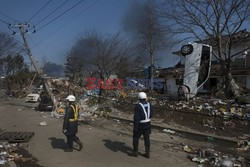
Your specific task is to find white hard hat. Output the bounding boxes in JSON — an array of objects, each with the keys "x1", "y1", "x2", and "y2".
[
  {"x1": 138, "y1": 92, "x2": 147, "y2": 99},
  {"x1": 66, "y1": 95, "x2": 76, "y2": 102}
]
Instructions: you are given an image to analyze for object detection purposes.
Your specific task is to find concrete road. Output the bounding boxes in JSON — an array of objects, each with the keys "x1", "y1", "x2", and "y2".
[{"x1": 0, "y1": 98, "x2": 194, "y2": 167}]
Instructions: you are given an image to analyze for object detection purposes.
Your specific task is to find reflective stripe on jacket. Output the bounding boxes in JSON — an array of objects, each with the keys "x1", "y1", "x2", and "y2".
[
  {"x1": 69, "y1": 105, "x2": 79, "y2": 122},
  {"x1": 138, "y1": 102, "x2": 151, "y2": 123}
]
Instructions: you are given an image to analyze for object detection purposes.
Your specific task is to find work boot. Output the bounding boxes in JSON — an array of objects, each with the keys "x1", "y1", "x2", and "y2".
[
  {"x1": 129, "y1": 148, "x2": 138, "y2": 157},
  {"x1": 76, "y1": 140, "x2": 83, "y2": 151},
  {"x1": 143, "y1": 148, "x2": 150, "y2": 159},
  {"x1": 130, "y1": 150, "x2": 138, "y2": 157},
  {"x1": 143, "y1": 152, "x2": 150, "y2": 159}
]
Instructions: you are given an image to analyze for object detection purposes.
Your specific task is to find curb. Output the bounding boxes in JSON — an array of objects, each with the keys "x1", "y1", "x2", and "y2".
[{"x1": 102, "y1": 113, "x2": 239, "y2": 144}]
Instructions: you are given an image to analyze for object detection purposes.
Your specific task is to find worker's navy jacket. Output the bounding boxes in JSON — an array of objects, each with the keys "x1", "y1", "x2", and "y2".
[
  {"x1": 63, "y1": 104, "x2": 78, "y2": 135},
  {"x1": 133, "y1": 99, "x2": 153, "y2": 132}
]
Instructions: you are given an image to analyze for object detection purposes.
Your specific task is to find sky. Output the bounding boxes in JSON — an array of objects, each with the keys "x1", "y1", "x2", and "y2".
[
  {"x1": 2, "y1": 1, "x2": 249, "y2": 70},
  {"x1": 0, "y1": 0, "x2": 178, "y2": 69}
]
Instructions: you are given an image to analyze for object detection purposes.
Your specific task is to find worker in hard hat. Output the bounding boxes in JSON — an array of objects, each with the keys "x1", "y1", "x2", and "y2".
[
  {"x1": 131, "y1": 92, "x2": 153, "y2": 158},
  {"x1": 63, "y1": 95, "x2": 83, "y2": 152}
]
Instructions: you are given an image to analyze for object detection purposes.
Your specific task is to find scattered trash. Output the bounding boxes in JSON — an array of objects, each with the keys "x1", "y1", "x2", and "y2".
[
  {"x1": 207, "y1": 136, "x2": 214, "y2": 142},
  {"x1": 80, "y1": 112, "x2": 92, "y2": 117},
  {"x1": 163, "y1": 129, "x2": 176, "y2": 134},
  {"x1": 244, "y1": 113, "x2": 250, "y2": 120},
  {"x1": 245, "y1": 104, "x2": 250, "y2": 110},
  {"x1": 218, "y1": 158, "x2": 234, "y2": 167},
  {"x1": 236, "y1": 140, "x2": 250, "y2": 151},
  {"x1": 223, "y1": 120, "x2": 235, "y2": 127},
  {"x1": 195, "y1": 105, "x2": 203, "y2": 112},
  {"x1": 0, "y1": 156, "x2": 6, "y2": 165},
  {"x1": 57, "y1": 108, "x2": 65, "y2": 115},
  {"x1": 0, "y1": 142, "x2": 24, "y2": 166},
  {"x1": 183, "y1": 145, "x2": 192, "y2": 153},
  {"x1": 219, "y1": 108, "x2": 226, "y2": 113},
  {"x1": 113, "y1": 119, "x2": 121, "y2": 124},
  {"x1": 39, "y1": 121, "x2": 47, "y2": 126},
  {"x1": 191, "y1": 157, "x2": 206, "y2": 163},
  {"x1": 0, "y1": 151, "x2": 7, "y2": 155}
]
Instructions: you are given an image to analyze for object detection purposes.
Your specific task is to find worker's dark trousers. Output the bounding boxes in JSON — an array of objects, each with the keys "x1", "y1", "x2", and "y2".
[
  {"x1": 133, "y1": 128, "x2": 150, "y2": 152},
  {"x1": 66, "y1": 134, "x2": 79, "y2": 148}
]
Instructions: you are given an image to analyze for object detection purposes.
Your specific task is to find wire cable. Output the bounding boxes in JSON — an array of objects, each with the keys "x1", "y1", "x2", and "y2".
[
  {"x1": 35, "y1": 0, "x2": 69, "y2": 26},
  {"x1": 28, "y1": 0, "x2": 52, "y2": 22},
  {"x1": 36, "y1": 0, "x2": 85, "y2": 32},
  {"x1": 13, "y1": 38, "x2": 25, "y2": 47},
  {"x1": 0, "y1": 11, "x2": 17, "y2": 22},
  {"x1": 34, "y1": 0, "x2": 100, "y2": 47},
  {"x1": 0, "y1": 18, "x2": 9, "y2": 25},
  {"x1": 29, "y1": 36, "x2": 48, "y2": 58}
]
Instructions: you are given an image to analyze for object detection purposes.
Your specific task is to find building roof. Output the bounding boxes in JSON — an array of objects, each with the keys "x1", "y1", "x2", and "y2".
[
  {"x1": 158, "y1": 64, "x2": 250, "y2": 78},
  {"x1": 172, "y1": 29, "x2": 250, "y2": 56}
]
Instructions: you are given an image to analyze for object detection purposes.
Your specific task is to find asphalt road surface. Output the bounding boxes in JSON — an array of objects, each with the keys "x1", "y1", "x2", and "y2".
[{"x1": 0, "y1": 98, "x2": 194, "y2": 167}]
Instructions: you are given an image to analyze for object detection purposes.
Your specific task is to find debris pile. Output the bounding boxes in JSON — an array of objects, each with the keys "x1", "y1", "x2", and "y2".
[
  {"x1": 0, "y1": 142, "x2": 32, "y2": 166},
  {"x1": 183, "y1": 146, "x2": 246, "y2": 167},
  {"x1": 236, "y1": 140, "x2": 250, "y2": 151}
]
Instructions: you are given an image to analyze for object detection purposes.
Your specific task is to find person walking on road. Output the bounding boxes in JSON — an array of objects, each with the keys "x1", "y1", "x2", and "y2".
[
  {"x1": 131, "y1": 92, "x2": 153, "y2": 158},
  {"x1": 63, "y1": 95, "x2": 83, "y2": 152}
]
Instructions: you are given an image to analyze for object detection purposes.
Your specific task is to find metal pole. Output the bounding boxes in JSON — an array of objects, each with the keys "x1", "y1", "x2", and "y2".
[{"x1": 18, "y1": 24, "x2": 58, "y2": 117}]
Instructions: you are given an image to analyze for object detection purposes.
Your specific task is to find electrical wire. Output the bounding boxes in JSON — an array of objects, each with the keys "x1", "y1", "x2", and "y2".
[
  {"x1": 34, "y1": 0, "x2": 100, "y2": 47},
  {"x1": 29, "y1": 36, "x2": 48, "y2": 58},
  {"x1": 0, "y1": 11, "x2": 17, "y2": 22},
  {"x1": 13, "y1": 38, "x2": 25, "y2": 47},
  {"x1": 0, "y1": 18, "x2": 9, "y2": 25},
  {"x1": 36, "y1": 0, "x2": 85, "y2": 32},
  {"x1": 28, "y1": 0, "x2": 52, "y2": 22},
  {"x1": 35, "y1": 0, "x2": 69, "y2": 26}
]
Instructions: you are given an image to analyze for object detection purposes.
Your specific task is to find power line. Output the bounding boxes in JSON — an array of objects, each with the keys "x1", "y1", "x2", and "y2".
[
  {"x1": 28, "y1": 36, "x2": 48, "y2": 58},
  {"x1": 0, "y1": 18, "x2": 9, "y2": 25},
  {"x1": 13, "y1": 38, "x2": 25, "y2": 47},
  {"x1": 0, "y1": 11, "x2": 17, "y2": 22},
  {"x1": 36, "y1": 0, "x2": 85, "y2": 32},
  {"x1": 28, "y1": 0, "x2": 52, "y2": 22},
  {"x1": 34, "y1": 0, "x2": 100, "y2": 47},
  {"x1": 35, "y1": 0, "x2": 69, "y2": 26}
]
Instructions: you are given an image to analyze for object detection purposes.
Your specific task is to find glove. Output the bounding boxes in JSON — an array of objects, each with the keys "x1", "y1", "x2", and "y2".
[{"x1": 62, "y1": 129, "x2": 67, "y2": 134}]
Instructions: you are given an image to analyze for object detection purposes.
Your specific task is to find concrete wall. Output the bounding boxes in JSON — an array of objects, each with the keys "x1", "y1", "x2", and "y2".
[
  {"x1": 246, "y1": 75, "x2": 250, "y2": 89},
  {"x1": 166, "y1": 75, "x2": 208, "y2": 94},
  {"x1": 165, "y1": 76, "x2": 179, "y2": 93}
]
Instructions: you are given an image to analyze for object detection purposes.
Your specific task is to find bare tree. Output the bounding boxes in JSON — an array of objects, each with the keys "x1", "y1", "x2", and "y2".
[
  {"x1": 0, "y1": 54, "x2": 27, "y2": 76},
  {"x1": 123, "y1": 0, "x2": 170, "y2": 83},
  {"x1": 161, "y1": 0, "x2": 250, "y2": 98},
  {"x1": 134, "y1": 55, "x2": 145, "y2": 71},
  {"x1": 65, "y1": 30, "x2": 132, "y2": 89},
  {"x1": 0, "y1": 32, "x2": 18, "y2": 57},
  {"x1": 65, "y1": 52, "x2": 84, "y2": 83},
  {"x1": 84, "y1": 31, "x2": 131, "y2": 80}
]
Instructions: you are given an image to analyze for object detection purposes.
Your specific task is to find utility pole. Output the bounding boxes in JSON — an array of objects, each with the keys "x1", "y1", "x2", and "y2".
[
  {"x1": 19, "y1": 24, "x2": 42, "y2": 74},
  {"x1": 9, "y1": 23, "x2": 58, "y2": 116}
]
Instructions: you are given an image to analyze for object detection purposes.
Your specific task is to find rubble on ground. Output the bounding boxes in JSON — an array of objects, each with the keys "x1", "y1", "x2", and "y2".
[
  {"x1": 183, "y1": 145, "x2": 246, "y2": 167},
  {"x1": 236, "y1": 140, "x2": 250, "y2": 151},
  {"x1": 0, "y1": 142, "x2": 32, "y2": 167},
  {"x1": 39, "y1": 121, "x2": 47, "y2": 126}
]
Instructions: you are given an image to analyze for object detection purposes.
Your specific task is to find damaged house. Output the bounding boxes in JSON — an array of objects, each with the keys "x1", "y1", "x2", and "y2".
[{"x1": 159, "y1": 29, "x2": 250, "y2": 95}]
